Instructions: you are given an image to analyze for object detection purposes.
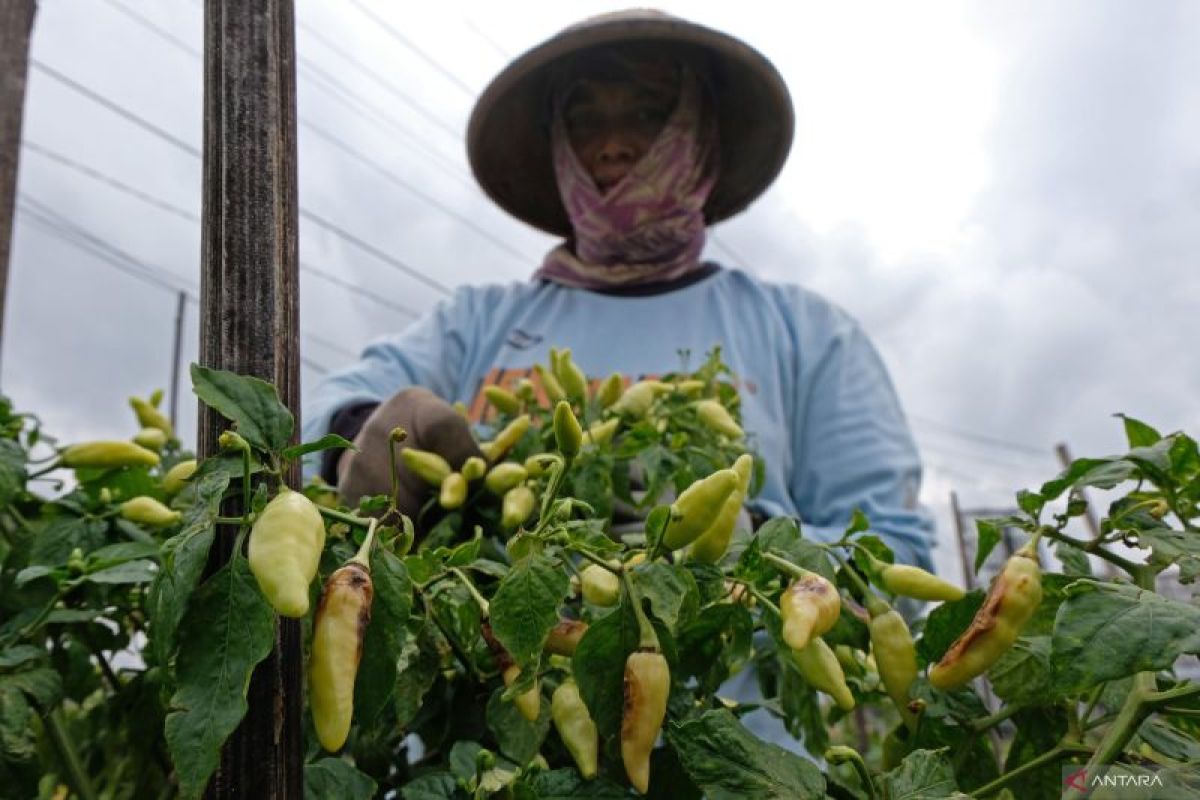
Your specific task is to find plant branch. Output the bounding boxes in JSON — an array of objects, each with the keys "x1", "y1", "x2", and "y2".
[
  {"x1": 45, "y1": 708, "x2": 98, "y2": 800},
  {"x1": 969, "y1": 703, "x2": 1023, "y2": 734},
  {"x1": 970, "y1": 740, "x2": 1090, "y2": 798},
  {"x1": 1037, "y1": 525, "x2": 1143, "y2": 577},
  {"x1": 1064, "y1": 672, "x2": 1159, "y2": 800},
  {"x1": 316, "y1": 505, "x2": 374, "y2": 529}
]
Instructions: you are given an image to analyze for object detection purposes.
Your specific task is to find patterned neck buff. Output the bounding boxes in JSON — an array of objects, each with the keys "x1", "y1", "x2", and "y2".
[{"x1": 533, "y1": 67, "x2": 718, "y2": 290}]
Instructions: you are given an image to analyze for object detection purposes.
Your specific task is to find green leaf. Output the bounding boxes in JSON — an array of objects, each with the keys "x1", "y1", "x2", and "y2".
[
  {"x1": 88, "y1": 541, "x2": 161, "y2": 564},
  {"x1": 148, "y1": 471, "x2": 229, "y2": 667},
  {"x1": 1003, "y1": 707, "x2": 1068, "y2": 799},
  {"x1": 632, "y1": 562, "x2": 699, "y2": 634},
  {"x1": 0, "y1": 664, "x2": 62, "y2": 709},
  {"x1": 282, "y1": 434, "x2": 357, "y2": 462},
  {"x1": 304, "y1": 758, "x2": 377, "y2": 800},
  {"x1": 514, "y1": 768, "x2": 628, "y2": 799},
  {"x1": 490, "y1": 554, "x2": 569, "y2": 667},
  {"x1": 1136, "y1": 528, "x2": 1200, "y2": 583},
  {"x1": 739, "y1": 517, "x2": 835, "y2": 582},
  {"x1": 1138, "y1": 717, "x2": 1200, "y2": 762},
  {"x1": 190, "y1": 363, "x2": 294, "y2": 452},
  {"x1": 572, "y1": 602, "x2": 640, "y2": 740},
  {"x1": 915, "y1": 590, "x2": 985, "y2": 667},
  {"x1": 0, "y1": 646, "x2": 43, "y2": 671},
  {"x1": 14, "y1": 565, "x2": 55, "y2": 587},
  {"x1": 354, "y1": 548, "x2": 412, "y2": 729},
  {"x1": 1119, "y1": 414, "x2": 1162, "y2": 448},
  {"x1": 666, "y1": 708, "x2": 825, "y2": 800},
  {"x1": 394, "y1": 619, "x2": 442, "y2": 729},
  {"x1": 846, "y1": 508, "x2": 871, "y2": 535},
  {"x1": 1052, "y1": 580, "x2": 1200, "y2": 693},
  {"x1": 83, "y1": 559, "x2": 157, "y2": 584},
  {"x1": 0, "y1": 686, "x2": 35, "y2": 760},
  {"x1": 486, "y1": 686, "x2": 550, "y2": 765},
  {"x1": 987, "y1": 636, "x2": 1055, "y2": 705},
  {"x1": 0, "y1": 440, "x2": 25, "y2": 507},
  {"x1": 449, "y1": 740, "x2": 484, "y2": 782},
  {"x1": 878, "y1": 748, "x2": 963, "y2": 799},
  {"x1": 973, "y1": 519, "x2": 1002, "y2": 574},
  {"x1": 28, "y1": 516, "x2": 107, "y2": 566},
  {"x1": 1053, "y1": 539, "x2": 1093, "y2": 577},
  {"x1": 164, "y1": 556, "x2": 276, "y2": 800},
  {"x1": 401, "y1": 772, "x2": 462, "y2": 800},
  {"x1": 676, "y1": 603, "x2": 753, "y2": 694},
  {"x1": 1016, "y1": 489, "x2": 1044, "y2": 519},
  {"x1": 1040, "y1": 459, "x2": 1136, "y2": 500}
]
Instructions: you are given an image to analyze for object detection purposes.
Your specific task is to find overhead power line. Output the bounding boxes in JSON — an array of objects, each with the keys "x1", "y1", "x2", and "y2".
[
  {"x1": 100, "y1": 0, "x2": 203, "y2": 59},
  {"x1": 347, "y1": 0, "x2": 478, "y2": 97},
  {"x1": 910, "y1": 414, "x2": 1048, "y2": 457}
]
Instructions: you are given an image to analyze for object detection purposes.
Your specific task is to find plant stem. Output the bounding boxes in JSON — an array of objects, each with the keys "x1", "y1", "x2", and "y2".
[
  {"x1": 1065, "y1": 672, "x2": 1158, "y2": 799},
  {"x1": 316, "y1": 505, "x2": 373, "y2": 529},
  {"x1": 28, "y1": 462, "x2": 62, "y2": 479},
  {"x1": 45, "y1": 708, "x2": 98, "y2": 800},
  {"x1": 826, "y1": 747, "x2": 878, "y2": 800},
  {"x1": 620, "y1": 569, "x2": 659, "y2": 650},
  {"x1": 762, "y1": 551, "x2": 817, "y2": 582},
  {"x1": 969, "y1": 703, "x2": 1023, "y2": 734},
  {"x1": 1036, "y1": 526, "x2": 1142, "y2": 577},
  {"x1": 569, "y1": 544, "x2": 621, "y2": 573},
  {"x1": 970, "y1": 741, "x2": 1090, "y2": 798},
  {"x1": 450, "y1": 567, "x2": 490, "y2": 617},
  {"x1": 350, "y1": 517, "x2": 378, "y2": 568}
]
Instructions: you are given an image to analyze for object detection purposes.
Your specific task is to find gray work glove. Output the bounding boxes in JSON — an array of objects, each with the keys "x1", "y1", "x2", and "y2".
[{"x1": 337, "y1": 387, "x2": 483, "y2": 518}]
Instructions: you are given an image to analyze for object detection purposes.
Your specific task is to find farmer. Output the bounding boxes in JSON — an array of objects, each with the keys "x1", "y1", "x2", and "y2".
[{"x1": 302, "y1": 10, "x2": 935, "y2": 744}]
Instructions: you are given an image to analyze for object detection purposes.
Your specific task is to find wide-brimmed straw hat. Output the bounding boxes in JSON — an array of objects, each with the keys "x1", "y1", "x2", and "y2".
[{"x1": 467, "y1": 9, "x2": 794, "y2": 236}]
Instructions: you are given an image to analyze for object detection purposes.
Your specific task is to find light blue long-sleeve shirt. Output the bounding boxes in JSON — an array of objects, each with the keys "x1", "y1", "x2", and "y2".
[{"x1": 302, "y1": 266, "x2": 935, "y2": 569}]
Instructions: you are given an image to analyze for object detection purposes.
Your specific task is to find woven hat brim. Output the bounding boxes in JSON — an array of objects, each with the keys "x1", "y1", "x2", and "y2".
[{"x1": 467, "y1": 13, "x2": 794, "y2": 236}]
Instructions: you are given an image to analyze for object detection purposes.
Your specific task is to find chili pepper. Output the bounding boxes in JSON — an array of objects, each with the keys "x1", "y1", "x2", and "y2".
[
  {"x1": 695, "y1": 400, "x2": 744, "y2": 439},
  {"x1": 779, "y1": 570, "x2": 841, "y2": 651},
  {"x1": 119, "y1": 496, "x2": 181, "y2": 527},
  {"x1": 597, "y1": 372, "x2": 624, "y2": 408},
  {"x1": 929, "y1": 547, "x2": 1042, "y2": 690},
  {"x1": 218, "y1": 430, "x2": 250, "y2": 453},
  {"x1": 791, "y1": 637, "x2": 855, "y2": 711},
  {"x1": 310, "y1": 529, "x2": 375, "y2": 752},
  {"x1": 130, "y1": 395, "x2": 173, "y2": 437},
  {"x1": 133, "y1": 427, "x2": 167, "y2": 451},
  {"x1": 580, "y1": 564, "x2": 620, "y2": 606},
  {"x1": 878, "y1": 562, "x2": 965, "y2": 603},
  {"x1": 674, "y1": 379, "x2": 706, "y2": 396},
  {"x1": 501, "y1": 485, "x2": 536, "y2": 530},
  {"x1": 622, "y1": 649, "x2": 670, "y2": 794},
  {"x1": 482, "y1": 622, "x2": 541, "y2": 722},
  {"x1": 554, "y1": 349, "x2": 590, "y2": 402},
  {"x1": 248, "y1": 488, "x2": 327, "y2": 618},
  {"x1": 661, "y1": 468, "x2": 740, "y2": 550},
  {"x1": 480, "y1": 414, "x2": 531, "y2": 462},
  {"x1": 484, "y1": 385, "x2": 521, "y2": 415},
  {"x1": 61, "y1": 440, "x2": 160, "y2": 469},
  {"x1": 460, "y1": 456, "x2": 486, "y2": 482},
  {"x1": 515, "y1": 378, "x2": 536, "y2": 403},
  {"x1": 161, "y1": 459, "x2": 197, "y2": 495},
  {"x1": 485, "y1": 463, "x2": 527, "y2": 495},
  {"x1": 400, "y1": 448, "x2": 452, "y2": 487},
  {"x1": 533, "y1": 364, "x2": 566, "y2": 405},
  {"x1": 439, "y1": 472, "x2": 467, "y2": 510},
  {"x1": 553, "y1": 401, "x2": 584, "y2": 458},
  {"x1": 544, "y1": 619, "x2": 588, "y2": 656},
  {"x1": 689, "y1": 454, "x2": 753, "y2": 563},
  {"x1": 612, "y1": 380, "x2": 669, "y2": 418},
  {"x1": 552, "y1": 679, "x2": 599, "y2": 779},
  {"x1": 868, "y1": 598, "x2": 918, "y2": 724},
  {"x1": 523, "y1": 455, "x2": 546, "y2": 478},
  {"x1": 586, "y1": 418, "x2": 620, "y2": 447}
]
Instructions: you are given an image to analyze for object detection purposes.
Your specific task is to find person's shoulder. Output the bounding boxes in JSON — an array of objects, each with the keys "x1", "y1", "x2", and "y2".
[
  {"x1": 714, "y1": 266, "x2": 858, "y2": 332},
  {"x1": 440, "y1": 278, "x2": 546, "y2": 312}
]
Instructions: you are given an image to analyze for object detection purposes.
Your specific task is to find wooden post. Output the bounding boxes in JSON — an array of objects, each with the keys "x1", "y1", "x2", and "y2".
[
  {"x1": 169, "y1": 290, "x2": 186, "y2": 430},
  {"x1": 200, "y1": 2, "x2": 301, "y2": 797},
  {"x1": 0, "y1": 0, "x2": 37, "y2": 359},
  {"x1": 949, "y1": 490, "x2": 976, "y2": 590}
]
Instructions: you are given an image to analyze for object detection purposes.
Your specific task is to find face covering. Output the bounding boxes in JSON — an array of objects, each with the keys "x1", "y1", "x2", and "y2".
[{"x1": 533, "y1": 66, "x2": 718, "y2": 290}]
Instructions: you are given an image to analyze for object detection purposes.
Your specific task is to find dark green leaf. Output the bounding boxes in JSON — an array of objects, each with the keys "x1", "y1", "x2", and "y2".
[
  {"x1": 988, "y1": 636, "x2": 1055, "y2": 705},
  {"x1": 401, "y1": 772, "x2": 462, "y2": 800},
  {"x1": 915, "y1": 590, "x2": 985, "y2": 667},
  {"x1": 632, "y1": 562, "x2": 698, "y2": 634},
  {"x1": 490, "y1": 554, "x2": 569, "y2": 667},
  {"x1": 1016, "y1": 490, "x2": 1044, "y2": 519},
  {"x1": 0, "y1": 686, "x2": 35, "y2": 760},
  {"x1": 164, "y1": 557, "x2": 276, "y2": 800},
  {"x1": 1138, "y1": 718, "x2": 1200, "y2": 762},
  {"x1": 1118, "y1": 414, "x2": 1162, "y2": 448},
  {"x1": 0, "y1": 440, "x2": 25, "y2": 507},
  {"x1": 304, "y1": 758, "x2": 377, "y2": 800},
  {"x1": 0, "y1": 664, "x2": 62, "y2": 709},
  {"x1": 846, "y1": 508, "x2": 871, "y2": 535},
  {"x1": 1052, "y1": 580, "x2": 1200, "y2": 693},
  {"x1": 676, "y1": 603, "x2": 753, "y2": 694},
  {"x1": 681, "y1": 561, "x2": 725, "y2": 605},
  {"x1": 1053, "y1": 539, "x2": 1093, "y2": 577},
  {"x1": 83, "y1": 559, "x2": 157, "y2": 584},
  {"x1": 88, "y1": 541, "x2": 160, "y2": 564},
  {"x1": 283, "y1": 433, "x2": 356, "y2": 461},
  {"x1": 449, "y1": 740, "x2": 484, "y2": 782},
  {"x1": 0, "y1": 646, "x2": 43, "y2": 671},
  {"x1": 148, "y1": 471, "x2": 229, "y2": 667},
  {"x1": 878, "y1": 748, "x2": 962, "y2": 799},
  {"x1": 190, "y1": 363, "x2": 294, "y2": 452},
  {"x1": 395, "y1": 620, "x2": 442, "y2": 729},
  {"x1": 28, "y1": 516, "x2": 107, "y2": 566},
  {"x1": 1040, "y1": 459, "x2": 1135, "y2": 500},
  {"x1": 1003, "y1": 707, "x2": 1068, "y2": 799},
  {"x1": 666, "y1": 708, "x2": 825, "y2": 800},
  {"x1": 13, "y1": 566, "x2": 54, "y2": 587},
  {"x1": 355, "y1": 548, "x2": 413, "y2": 728},
  {"x1": 514, "y1": 768, "x2": 627, "y2": 799},
  {"x1": 973, "y1": 519, "x2": 1002, "y2": 574},
  {"x1": 573, "y1": 602, "x2": 640, "y2": 740},
  {"x1": 1136, "y1": 528, "x2": 1200, "y2": 583},
  {"x1": 486, "y1": 686, "x2": 550, "y2": 764}
]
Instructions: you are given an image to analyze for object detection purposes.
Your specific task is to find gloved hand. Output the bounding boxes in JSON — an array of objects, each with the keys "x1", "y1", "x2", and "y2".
[{"x1": 337, "y1": 387, "x2": 483, "y2": 517}]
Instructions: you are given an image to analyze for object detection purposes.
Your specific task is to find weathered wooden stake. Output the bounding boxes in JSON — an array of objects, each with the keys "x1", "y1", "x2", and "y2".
[
  {"x1": 0, "y1": 0, "x2": 37, "y2": 361},
  {"x1": 200, "y1": 1, "x2": 301, "y2": 797}
]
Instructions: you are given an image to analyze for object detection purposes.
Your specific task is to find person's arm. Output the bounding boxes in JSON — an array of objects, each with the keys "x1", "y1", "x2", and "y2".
[
  {"x1": 790, "y1": 316, "x2": 936, "y2": 570},
  {"x1": 301, "y1": 293, "x2": 469, "y2": 482}
]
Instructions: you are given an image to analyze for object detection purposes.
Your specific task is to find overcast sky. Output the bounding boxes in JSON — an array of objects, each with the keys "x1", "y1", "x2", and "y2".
[{"x1": 2, "y1": 1, "x2": 1197, "y2": 580}]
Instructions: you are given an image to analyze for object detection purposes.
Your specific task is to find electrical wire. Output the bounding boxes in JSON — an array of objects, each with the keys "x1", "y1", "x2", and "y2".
[{"x1": 346, "y1": 0, "x2": 478, "y2": 97}]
